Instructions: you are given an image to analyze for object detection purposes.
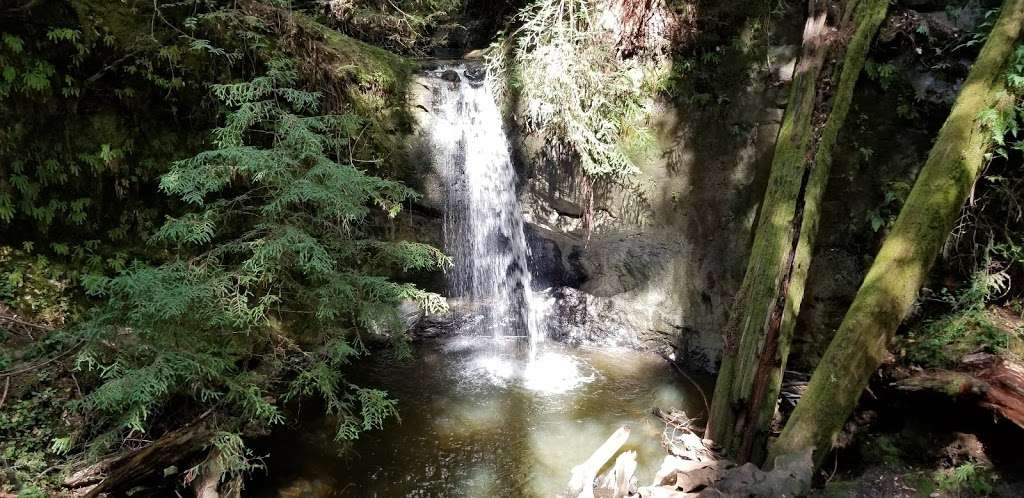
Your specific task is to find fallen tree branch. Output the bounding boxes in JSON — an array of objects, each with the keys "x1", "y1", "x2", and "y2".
[
  {"x1": 0, "y1": 377, "x2": 8, "y2": 410},
  {"x1": 653, "y1": 408, "x2": 714, "y2": 463},
  {"x1": 0, "y1": 314, "x2": 54, "y2": 331}
]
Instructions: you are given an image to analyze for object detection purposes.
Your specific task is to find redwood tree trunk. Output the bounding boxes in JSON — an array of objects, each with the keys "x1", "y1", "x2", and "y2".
[
  {"x1": 768, "y1": 0, "x2": 1024, "y2": 467},
  {"x1": 707, "y1": 0, "x2": 889, "y2": 464}
]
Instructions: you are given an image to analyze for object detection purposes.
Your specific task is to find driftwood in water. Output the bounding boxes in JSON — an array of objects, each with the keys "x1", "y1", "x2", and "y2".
[
  {"x1": 567, "y1": 426, "x2": 631, "y2": 498},
  {"x1": 601, "y1": 451, "x2": 638, "y2": 498},
  {"x1": 892, "y1": 353, "x2": 1024, "y2": 428},
  {"x1": 64, "y1": 414, "x2": 213, "y2": 497},
  {"x1": 565, "y1": 410, "x2": 812, "y2": 497}
]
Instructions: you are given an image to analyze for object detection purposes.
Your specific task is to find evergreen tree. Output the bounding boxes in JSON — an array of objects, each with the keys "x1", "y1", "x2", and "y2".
[{"x1": 71, "y1": 57, "x2": 449, "y2": 464}]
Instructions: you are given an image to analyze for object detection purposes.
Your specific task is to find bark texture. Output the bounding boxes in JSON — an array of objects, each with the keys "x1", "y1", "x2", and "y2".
[
  {"x1": 768, "y1": 0, "x2": 1024, "y2": 467},
  {"x1": 707, "y1": 0, "x2": 889, "y2": 464},
  {"x1": 892, "y1": 353, "x2": 1024, "y2": 429},
  {"x1": 64, "y1": 416, "x2": 213, "y2": 498}
]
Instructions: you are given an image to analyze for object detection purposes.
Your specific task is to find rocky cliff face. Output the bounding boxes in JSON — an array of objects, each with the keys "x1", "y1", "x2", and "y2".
[
  {"x1": 402, "y1": 0, "x2": 963, "y2": 374},
  {"x1": 402, "y1": 52, "x2": 794, "y2": 372},
  {"x1": 512, "y1": 52, "x2": 794, "y2": 372}
]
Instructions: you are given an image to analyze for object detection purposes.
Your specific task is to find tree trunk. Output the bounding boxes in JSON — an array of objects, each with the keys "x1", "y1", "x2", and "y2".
[
  {"x1": 891, "y1": 352, "x2": 1024, "y2": 428},
  {"x1": 707, "y1": 0, "x2": 889, "y2": 464},
  {"x1": 65, "y1": 415, "x2": 213, "y2": 498},
  {"x1": 768, "y1": 0, "x2": 1024, "y2": 467}
]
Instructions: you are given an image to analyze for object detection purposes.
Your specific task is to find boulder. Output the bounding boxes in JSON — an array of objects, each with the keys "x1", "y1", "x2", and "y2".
[
  {"x1": 440, "y1": 69, "x2": 460, "y2": 82},
  {"x1": 464, "y1": 65, "x2": 486, "y2": 82}
]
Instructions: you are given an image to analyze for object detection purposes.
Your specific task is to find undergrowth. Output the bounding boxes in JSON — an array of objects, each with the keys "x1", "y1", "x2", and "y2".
[
  {"x1": 934, "y1": 461, "x2": 999, "y2": 497},
  {"x1": 900, "y1": 273, "x2": 1016, "y2": 369},
  {"x1": 485, "y1": 0, "x2": 675, "y2": 184},
  {"x1": 1, "y1": 2, "x2": 449, "y2": 493},
  {"x1": 899, "y1": 38, "x2": 1024, "y2": 370}
]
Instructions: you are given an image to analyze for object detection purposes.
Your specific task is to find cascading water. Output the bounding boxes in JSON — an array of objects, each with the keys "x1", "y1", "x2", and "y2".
[
  {"x1": 428, "y1": 65, "x2": 544, "y2": 354},
  {"x1": 257, "y1": 62, "x2": 712, "y2": 498}
]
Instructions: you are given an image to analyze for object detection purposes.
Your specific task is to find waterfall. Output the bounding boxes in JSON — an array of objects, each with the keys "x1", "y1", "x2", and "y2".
[{"x1": 427, "y1": 65, "x2": 544, "y2": 353}]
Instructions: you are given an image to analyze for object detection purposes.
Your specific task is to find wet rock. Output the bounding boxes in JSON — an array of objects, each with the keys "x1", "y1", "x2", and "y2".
[
  {"x1": 407, "y1": 298, "x2": 486, "y2": 340},
  {"x1": 464, "y1": 65, "x2": 486, "y2": 82},
  {"x1": 440, "y1": 69, "x2": 460, "y2": 83},
  {"x1": 539, "y1": 286, "x2": 716, "y2": 370},
  {"x1": 418, "y1": 61, "x2": 442, "y2": 72},
  {"x1": 525, "y1": 224, "x2": 587, "y2": 289},
  {"x1": 548, "y1": 196, "x2": 584, "y2": 218}
]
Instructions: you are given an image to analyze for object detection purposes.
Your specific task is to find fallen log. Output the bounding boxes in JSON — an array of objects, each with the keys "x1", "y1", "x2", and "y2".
[
  {"x1": 892, "y1": 353, "x2": 1024, "y2": 428},
  {"x1": 567, "y1": 425, "x2": 631, "y2": 498},
  {"x1": 64, "y1": 413, "x2": 214, "y2": 497}
]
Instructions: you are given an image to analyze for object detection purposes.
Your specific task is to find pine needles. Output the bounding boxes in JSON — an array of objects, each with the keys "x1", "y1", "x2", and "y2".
[{"x1": 69, "y1": 57, "x2": 449, "y2": 467}]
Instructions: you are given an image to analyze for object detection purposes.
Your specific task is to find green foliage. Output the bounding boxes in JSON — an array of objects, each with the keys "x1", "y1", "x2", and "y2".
[
  {"x1": 0, "y1": 384, "x2": 71, "y2": 496},
  {"x1": 0, "y1": 1, "x2": 246, "y2": 287},
  {"x1": 935, "y1": 462, "x2": 999, "y2": 496},
  {"x1": 978, "y1": 44, "x2": 1024, "y2": 161},
  {"x1": 0, "y1": 246, "x2": 74, "y2": 325},
  {"x1": 71, "y1": 59, "x2": 448, "y2": 457},
  {"x1": 900, "y1": 271, "x2": 1016, "y2": 369},
  {"x1": 487, "y1": 0, "x2": 664, "y2": 184},
  {"x1": 864, "y1": 181, "x2": 911, "y2": 233},
  {"x1": 906, "y1": 48, "x2": 1024, "y2": 366},
  {"x1": 954, "y1": 7, "x2": 1004, "y2": 52},
  {"x1": 864, "y1": 60, "x2": 899, "y2": 90},
  {"x1": 938, "y1": 42, "x2": 1024, "y2": 318},
  {"x1": 863, "y1": 59, "x2": 921, "y2": 120},
  {"x1": 324, "y1": 0, "x2": 467, "y2": 55}
]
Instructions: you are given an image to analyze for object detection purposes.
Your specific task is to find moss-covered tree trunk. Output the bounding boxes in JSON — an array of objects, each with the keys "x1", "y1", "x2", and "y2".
[
  {"x1": 706, "y1": 0, "x2": 889, "y2": 464},
  {"x1": 768, "y1": 0, "x2": 1024, "y2": 467}
]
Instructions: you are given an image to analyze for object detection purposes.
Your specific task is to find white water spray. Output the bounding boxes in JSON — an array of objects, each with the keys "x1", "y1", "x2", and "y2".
[
  {"x1": 428, "y1": 65, "x2": 544, "y2": 353},
  {"x1": 425, "y1": 64, "x2": 594, "y2": 393}
]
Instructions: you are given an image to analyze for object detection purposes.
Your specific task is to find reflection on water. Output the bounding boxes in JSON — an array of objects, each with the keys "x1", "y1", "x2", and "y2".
[{"x1": 253, "y1": 338, "x2": 710, "y2": 498}]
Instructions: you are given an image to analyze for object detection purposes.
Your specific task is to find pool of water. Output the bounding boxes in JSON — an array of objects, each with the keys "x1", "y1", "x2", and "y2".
[{"x1": 253, "y1": 337, "x2": 710, "y2": 497}]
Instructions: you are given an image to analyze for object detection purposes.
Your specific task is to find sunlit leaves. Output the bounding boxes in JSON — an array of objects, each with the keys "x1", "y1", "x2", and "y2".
[
  {"x1": 489, "y1": 0, "x2": 657, "y2": 183},
  {"x1": 45, "y1": 28, "x2": 80, "y2": 44}
]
